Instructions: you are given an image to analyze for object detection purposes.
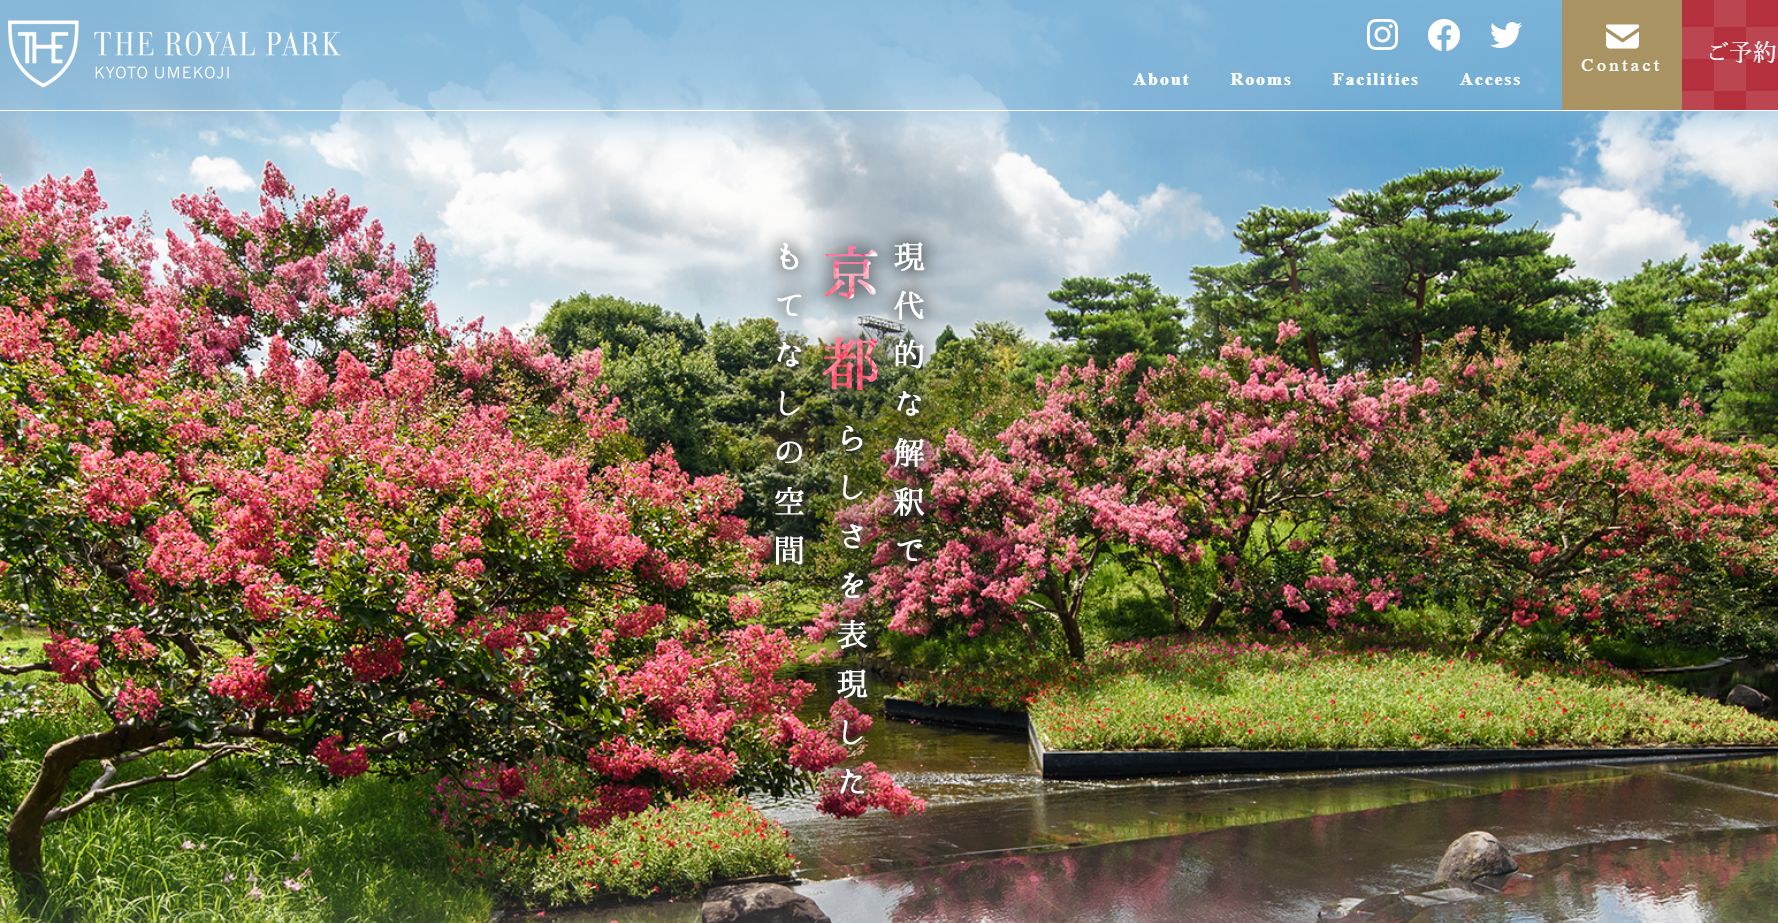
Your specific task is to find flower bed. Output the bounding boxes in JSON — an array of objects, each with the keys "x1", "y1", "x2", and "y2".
[
  {"x1": 1025, "y1": 640, "x2": 1778, "y2": 752},
  {"x1": 466, "y1": 792, "x2": 794, "y2": 907}
]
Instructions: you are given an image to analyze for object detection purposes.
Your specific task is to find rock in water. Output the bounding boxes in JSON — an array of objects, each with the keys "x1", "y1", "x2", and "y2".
[
  {"x1": 1434, "y1": 831, "x2": 1517, "y2": 883},
  {"x1": 701, "y1": 883, "x2": 830, "y2": 923},
  {"x1": 1726, "y1": 684, "x2": 1772, "y2": 714}
]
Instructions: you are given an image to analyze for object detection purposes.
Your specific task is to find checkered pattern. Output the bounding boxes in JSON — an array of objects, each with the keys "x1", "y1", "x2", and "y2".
[{"x1": 1684, "y1": 0, "x2": 1778, "y2": 109}]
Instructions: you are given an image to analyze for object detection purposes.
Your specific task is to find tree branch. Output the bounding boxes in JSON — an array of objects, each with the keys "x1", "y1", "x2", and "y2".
[
  {"x1": 45, "y1": 744, "x2": 255, "y2": 824},
  {"x1": 0, "y1": 661, "x2": 51, "y2": 676}
]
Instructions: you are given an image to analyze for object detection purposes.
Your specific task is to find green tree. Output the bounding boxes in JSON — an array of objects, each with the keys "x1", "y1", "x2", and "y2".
[
  {"x1": 535, "y1": 294, "x2": 725, "y2": 472},
  {"x1": 1188, "y1": 207, "x2": 1333, "y2": 372},
  {"x1": 1594, "y1": 224, "x2": 1778, "y2": 413},
  {"x1": 1679, "y1": 243, "x2": 1765, "y2": 373},
  {"x1": 1594, "y1": 258, "x2": 1704, "y2": 406},
  {"x1": 535, "y1": 293, "x2": 706, "y2": 357},
  {"x1": 1045, "y1": 272, "x2": 1185, "y2": 371},
  {"x1": 602, "y1": 333, "x2": 725, "y2": 472},
  {"x1": 1325, "y1": 167, "x2": 1594, "y2": 369},
  {"x1": 1720, "y1": 312, "x2": 1778, "y2": 439}
]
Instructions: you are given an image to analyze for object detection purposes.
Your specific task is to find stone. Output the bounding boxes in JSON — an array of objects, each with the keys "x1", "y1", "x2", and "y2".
[
  {"x1": 1434, "y1": 831, "x2": 1517, "y2": 884},
  {"x1": 1417, "y1": 887, "x2": 1481, "y2": 903},
  {"x1": 1726, "y1": 684, "x2": 1772, "y2": 714},
  {"x1": 701, "y1": 883, "x2": 830, "y2": 923},
  {"x1": 1322, "y1": 893, "x2": 1422, "y2": 922},
  {"x1": 1316, "y1": 897, "x2": 1366, "y2": 920}
]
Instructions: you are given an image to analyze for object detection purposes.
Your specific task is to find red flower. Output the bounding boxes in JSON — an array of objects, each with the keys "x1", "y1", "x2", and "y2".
[
  {"x1": 342, "y1": 637, "x2": 405, "y2": 682},
  {"x1": 112, "y1": 680, "x2": 161, "y2": 722},
  {"x1": 496, "y1": 766, "x2": 526, "y2": 800},
  {"x1": 207, "y1": 656, "x2": 273, "y2": 709},
  {"x1": 314, "y1": 735, "x2": 368, "y2": 778},
  {"x1": 44, "y1": 632, "x2": 101, "y2": 685}
]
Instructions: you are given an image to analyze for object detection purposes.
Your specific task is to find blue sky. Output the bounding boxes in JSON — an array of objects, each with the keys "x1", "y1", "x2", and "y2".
[{"x1": 3, "y1": 2, "x2": 1776, "y2": 340}]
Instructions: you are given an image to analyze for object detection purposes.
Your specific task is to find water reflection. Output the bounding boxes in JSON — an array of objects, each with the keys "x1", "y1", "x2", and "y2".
[
  {"x1": 1426, "y1": 828, "x2": 1778, "y2": 921},
  {"x1": 569, "y1": 671, "x2": 1778, "y2": 923},
  {"x1": 794, "y1": 759, "x2": 1778, "y2": 922}
]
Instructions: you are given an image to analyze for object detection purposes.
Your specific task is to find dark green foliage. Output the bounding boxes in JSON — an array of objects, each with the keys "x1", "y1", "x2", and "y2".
[
  {"x1": 1194, "y1": 168, "x2": 1596, "y2": 374},
  {"x1": 1188, "y1": 206, "x2": 1333, "y2": 371},
  {"x1": 534, "y1": 292, "x2": 705, "y2": 357},
  {"x1": 1045, "y1": 272, "x2": 1185, "y2": 371},
  {"x1": 1720, "y1": 312, "x2": 1778, "y2": 440}
]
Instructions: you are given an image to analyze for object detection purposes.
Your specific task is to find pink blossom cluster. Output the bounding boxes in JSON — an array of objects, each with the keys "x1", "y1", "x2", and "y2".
[
  {"x1": 342, "y1": 638, "x2": 405, "y2": 683},
  {"x1": 109, "y1": 627, "x2": 160, "y2": 661},
  {"x1": 207, "y1": 656, "x2": 273, "y2": 709},
  {"x1": 112, "y1": 680, "x2": 161, "y2": 722},
  {"x1": 815, "y1": 761, "x2": 927, "y2": 819},
  {"x1": 313, "y1": 735, "x2": 369, "y2": 778},
  {"x1": 1425, "y1": 420, "x2": 1778, "y2": 636},
  {"x1": 577, "y1": 783, "x2": 654, "y2": 829},
  {"x1": 44, "y1": 633, "x2": 100, "y2": 685},
  {"x1": 842, "y1": 338, "x2": 1440, "y2": 643}
]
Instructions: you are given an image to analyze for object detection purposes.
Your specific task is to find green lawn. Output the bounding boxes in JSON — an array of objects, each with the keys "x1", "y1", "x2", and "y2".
[
  {"x1": 1025, "y1": 639, "x2": 1778, "y2": 752},
  {"x1": 0, "y1": 630, "x2": 486, "y2": 921}
]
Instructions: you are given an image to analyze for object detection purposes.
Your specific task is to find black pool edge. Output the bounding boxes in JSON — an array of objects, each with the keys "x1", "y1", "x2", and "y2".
[
  {"x1": 881, "y1": 697, "x2": 1031, "y2": 733},
  {"x1": 1030, "y1": 714, "x2": 1778, "y2": 779}
]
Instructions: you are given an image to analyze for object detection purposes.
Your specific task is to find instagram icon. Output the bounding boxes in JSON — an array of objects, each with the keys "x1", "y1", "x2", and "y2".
[{"x1": 1367, "y1": 18, "x2": 1399, "y2": 51}]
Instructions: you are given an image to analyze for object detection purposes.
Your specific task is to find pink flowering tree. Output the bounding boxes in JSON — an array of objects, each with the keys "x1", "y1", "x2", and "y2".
[
  {"x1": 0, "y1": 166, "x2": 915, "y2": 904},
  {"x1": 825, "y1": 358, "x2": 1145, "y2": 661},
  {"x1": 829, "y1": 324, "x2": 1440, "y2": 660},
  {"x1": 1109, "y1": 326, "x2": 1438, "y2": 632},
  {"x1": 1416, "y1": 421, "x2": 1778, "y2": 644}
]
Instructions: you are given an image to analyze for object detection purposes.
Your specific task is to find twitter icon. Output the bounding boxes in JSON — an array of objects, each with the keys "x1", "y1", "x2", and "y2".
[{"x1": 1490, "y1": 22, "x2": 1521, "y2": 49}]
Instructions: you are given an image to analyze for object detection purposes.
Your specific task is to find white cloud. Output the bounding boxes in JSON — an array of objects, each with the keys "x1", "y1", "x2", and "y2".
[
  {"x1": 187, "y1": 155, "x2": 254, "y2": 192},
  {"x1": 1671, "y1": 113, "x2": 1778, "y2": 201},
  {"x1": 308, "y1": 90, "x2": 1220, "y2": 333},
  {"x1": 1549, "y1": 186, "x2": 1699, "y2": 281},
  {"x1": 522, "y1": 299, "x2": 552, "y2": 330},
  {"x1": 1728, "y1": 218, "x2": 1767, "y2": 247},
  {"x1": 1593, "y1": 111, "x2": 1671, "y2": 190},
  {"x1": 1541, "y1": 112, "x2": 1778, "y2": 281}
]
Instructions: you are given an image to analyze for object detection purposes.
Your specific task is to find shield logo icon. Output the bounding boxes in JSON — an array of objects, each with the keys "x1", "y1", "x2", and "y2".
[{"x1": 8, "y1": 20, "x2": 79, "y2": 88}]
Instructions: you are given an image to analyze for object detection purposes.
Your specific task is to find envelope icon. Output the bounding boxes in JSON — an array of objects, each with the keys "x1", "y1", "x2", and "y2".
[{"x1": 1605, "y1": 23, "x2": 1640, "y2": 50}]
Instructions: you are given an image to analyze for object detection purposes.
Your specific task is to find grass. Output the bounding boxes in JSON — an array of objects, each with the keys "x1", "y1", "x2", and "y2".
[
  {"x1": 0, "y1": 767, "x2": 492, "y2": 923},
  {"x1": 1024, "y1": 639, "x2": 1778, "y2": 752},
  {"x1": 0, "y1": 629, "x2": 491, "y2": 922}
]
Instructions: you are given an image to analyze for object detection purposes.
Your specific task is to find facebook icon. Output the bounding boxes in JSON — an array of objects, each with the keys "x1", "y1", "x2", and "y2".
[
  {"x1": 1426, "y1": 18, "x2": 1461, "y2": 52},
  {"x1": 8, "y1": 20, "x2": 80, "y2": 88}
]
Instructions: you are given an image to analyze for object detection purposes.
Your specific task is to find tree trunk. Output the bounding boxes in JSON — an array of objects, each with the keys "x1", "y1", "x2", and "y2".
[
  {"x1": 1046, "y1": 573, "x2": 1090, "y2": 662},
  {"x1": 1197, "y1": 597, "x2": 1225, "y2": 632},
  {"x1": 1058, "y1": 607, "x2": 1086, "y2": 661},
  {"x1": 1303, "y1": 330, "x2": 1325, "y2": 376},
  {"x1": 1149, "y1": 558, "x2": 1184, "y2": 630},
  {"x1": 1469, "y1": 611, "x2": 1510, "y2": 647},
  {"x1": 8, "y1": 726, "x2": 166, "y2": 912}
]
